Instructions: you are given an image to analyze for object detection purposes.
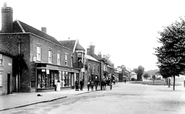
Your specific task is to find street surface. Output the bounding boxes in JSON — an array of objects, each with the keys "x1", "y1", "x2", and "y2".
[{"x1": 1, "y1": 82, "x2": 185, "y2": 114}]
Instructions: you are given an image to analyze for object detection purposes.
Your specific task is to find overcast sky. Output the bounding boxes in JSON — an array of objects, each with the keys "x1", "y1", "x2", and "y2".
[{"x1": 1, "y1": 0, "x2": 185, "y2": 71}]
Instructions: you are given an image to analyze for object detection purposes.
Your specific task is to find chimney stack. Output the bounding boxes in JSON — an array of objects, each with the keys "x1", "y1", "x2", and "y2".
[
  {"x1": 41, "y1": 27, "x2": 47, "y2": 33},
  {"x1": 1, "y1": 2, "x2": 13, "y2": 33},
  {"x1": 89, "y1": 44, "x2": 95, "y2": 55}
]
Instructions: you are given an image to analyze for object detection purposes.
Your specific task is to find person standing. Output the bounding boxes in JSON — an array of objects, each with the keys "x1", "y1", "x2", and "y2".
[
  {"x1": 87, "y1": 80, "x2": 91, "y2": 91},
  {"x1": 75, "y1": 80, "x2": 79, "y2": 91},
  {"x1": 80, "y1": 79, "x2": 84, "y2": 91}
]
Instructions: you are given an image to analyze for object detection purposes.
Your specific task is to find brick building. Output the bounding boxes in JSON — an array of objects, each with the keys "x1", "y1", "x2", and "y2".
[
  {"x1": 0, "y1": 4, "x2": 81, "y2": 94},
  {"x1": 84, "y1": 54, "x2": 100, "y2": 86},
  {"x1": 59, "y1": 39, "x2": 85, "y2": 82},
  {"x1": 0, "y1": 50, "x2": 13, "y2": 95}
]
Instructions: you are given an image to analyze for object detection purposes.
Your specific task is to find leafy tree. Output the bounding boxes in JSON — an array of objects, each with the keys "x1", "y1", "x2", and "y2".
[
  {"x1": 137, "y1": 66, "x2": 145, "y2": 81},
  {"x1": 143, "y1": 73, "x2": 150, "y2": 79},
  {"x1": 155, "y1": 18, "x2": 185, "y2": 90}
]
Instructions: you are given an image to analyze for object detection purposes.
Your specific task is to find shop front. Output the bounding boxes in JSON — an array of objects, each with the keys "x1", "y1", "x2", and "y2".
[{"x1": 36, "y1": 63, "x2": 79, "y2": 92}]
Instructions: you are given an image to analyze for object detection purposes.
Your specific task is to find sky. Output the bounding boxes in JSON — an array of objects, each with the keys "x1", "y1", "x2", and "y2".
[{"x1": 1, "y1": 0, "x2": 185, "y2": 71}]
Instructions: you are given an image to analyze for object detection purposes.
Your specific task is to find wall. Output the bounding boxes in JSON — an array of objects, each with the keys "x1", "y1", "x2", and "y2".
[
  {"x1": 30, "y1": 34, "x2": 73, "y2": 66},
  {"x1": 0, "y1": 34, "x2": 31, "y2": 92},
  {"x1": 85, "y1": 59, "x2": 100, "y2": 86},
  {"x1": 0, "y1": 55, "x2": 13, "y2": 95}
]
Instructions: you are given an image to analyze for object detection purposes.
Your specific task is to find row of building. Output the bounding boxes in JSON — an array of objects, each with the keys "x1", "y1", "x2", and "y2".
[{"x1": 0, "y1": 4, "x2": 115, "y2": 95}]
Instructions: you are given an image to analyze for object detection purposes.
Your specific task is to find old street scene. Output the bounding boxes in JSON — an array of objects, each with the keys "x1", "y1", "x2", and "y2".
[{"x1": 0, "y1": 0, "x2": 185, "y2": 114}]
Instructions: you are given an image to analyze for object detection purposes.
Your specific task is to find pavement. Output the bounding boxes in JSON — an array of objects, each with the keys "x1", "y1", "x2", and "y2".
[{"x1": 0, "y1": 88, "x2": 93, "y2": 111}]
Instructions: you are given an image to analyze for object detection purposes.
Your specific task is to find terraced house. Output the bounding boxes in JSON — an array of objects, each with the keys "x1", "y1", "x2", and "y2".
[{"x1": 0, "y1": 4, "x2": 83, "y2": 94}]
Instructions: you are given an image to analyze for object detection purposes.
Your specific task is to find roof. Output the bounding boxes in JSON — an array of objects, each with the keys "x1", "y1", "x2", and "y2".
[
  {"x1": 85, "y1": 54, "x2": 99, "y2": 62},
  {"x1": 59, "y1": 40, "x2": 85, "y2": 52},
  {"x1": 76, "y1": 43, "x2": 85, "y2": 51},
  {"x1": 91, "y1": 54, "x2": 102, "y2": 61},
  {"x1": 13, "y1": 20, "x2": 66, "y2": 48},
  {"x1": 59, "y1": 40, "x2": 76, "y2": 50}
]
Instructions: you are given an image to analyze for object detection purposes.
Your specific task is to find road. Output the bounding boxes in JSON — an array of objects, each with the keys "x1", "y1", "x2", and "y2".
[{"x1": 2, "y1": 82, "x2": 185, "y2": 114}]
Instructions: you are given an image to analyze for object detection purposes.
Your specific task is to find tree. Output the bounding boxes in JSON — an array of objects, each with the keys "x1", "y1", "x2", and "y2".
[
  {"x1": 155, "y1": 18, "x2": 185, "y2": 90},
  {"x1": 143, "y1": 73, "x2": 150, "y2": 79},
  {"x1": 137, "y1": 66, "x2": 145, "y2": 81}
]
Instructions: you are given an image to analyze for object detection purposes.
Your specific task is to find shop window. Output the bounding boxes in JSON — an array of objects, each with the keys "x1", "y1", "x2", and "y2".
[
  {"x1": 36, "y1": 46, "x2": 41, "y2": 61},
  {"x1": 0, "y1": 54, "x2": 3, "y2": 66},
  {"x1": 37, "y1": 70, "x2": 52, "y2": 89}
]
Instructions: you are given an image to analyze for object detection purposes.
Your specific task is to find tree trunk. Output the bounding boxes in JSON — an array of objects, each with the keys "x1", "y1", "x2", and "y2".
[
  {"x1": 168, "y1": 78, "x2": 170, "y2": 88},
  {"x1": 173, "y1": 76, "x2": 175, "y2": 90}
]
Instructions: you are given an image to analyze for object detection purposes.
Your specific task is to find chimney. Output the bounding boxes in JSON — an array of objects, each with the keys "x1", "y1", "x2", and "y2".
[
  {"x1": 41, "y1": 27, "x2": 47, "y2": 33},
  {"x1": 89, "y1": 44, "x2": 95, "y2": 55},
  {"x1": 87, "y1": 48, "x2": 90, "y2": 55},
  {"x1": 98, "y1": 52, "x2": 102, "y2": 58},
  {"x1": 1, "y1": 2, "x2": 13, "y2": 33}
]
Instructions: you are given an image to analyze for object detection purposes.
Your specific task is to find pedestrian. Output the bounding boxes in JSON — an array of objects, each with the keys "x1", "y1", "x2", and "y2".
[
  {"x1": 75, "y1": 80, "x2": 79, "y2": 91},
  {"x1": 54, "y1": 79, "x2": 57, "y2": 91},
  {"x1": 87, "y1": 80, "x2": 91, "y2": 91},
  {"x1": 80, "y1": 79, "x2": 84, "y2": 91},
  {"x1": 91, "y1": 81, "x2": 94, "y2": 91}
]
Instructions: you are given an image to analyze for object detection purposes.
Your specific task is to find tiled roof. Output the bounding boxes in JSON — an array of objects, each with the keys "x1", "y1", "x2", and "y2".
[
  {"x1": 76, "y1": 43, "x2": 85, "y2": 51},
  {"x1": 59, "y1": 40, "x2": 85, "y2": 51},
  {"x1": 59, "y1": 40, "x2": 76, "y2": 50},
  {"x1": 91, "y1": 54, "x2": 102, "y2": 61},
  {"x1": 85, "y1": 54, "x2": 99, "y2": 62},
  {"x1": 13, "y1": 20, "x2": 62, "y2": 46}
]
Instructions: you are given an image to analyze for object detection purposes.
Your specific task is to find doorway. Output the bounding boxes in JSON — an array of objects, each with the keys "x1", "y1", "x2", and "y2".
[{"x1": 7, "y1": 73, "x2": 11, "y2": 94}]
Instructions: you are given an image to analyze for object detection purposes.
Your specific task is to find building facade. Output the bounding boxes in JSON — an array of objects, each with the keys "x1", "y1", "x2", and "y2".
[
  {"x1": 0, "y1": 52, "x2": 13, "y2": 95},
  {"x1": 84, "y1": 54, "x2": 100, "y2": 86},
  {"x1": 0, "y1": 5, "x2": 80, "y2": 94}
]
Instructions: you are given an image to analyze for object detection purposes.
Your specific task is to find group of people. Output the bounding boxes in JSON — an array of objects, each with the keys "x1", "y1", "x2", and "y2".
[
  {"x1": 87, "y1": 77, "x2": 114, "y2": 91},
  {"x1": 75, "y1": 79, "x2": 84, "y2": 91},
  {"x1": 74, "y1": 77, "x2": 114, "y2": 91}
]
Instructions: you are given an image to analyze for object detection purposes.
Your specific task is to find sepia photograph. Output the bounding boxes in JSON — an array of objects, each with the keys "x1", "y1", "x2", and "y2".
[{"x1": 0, "y1": 0, "x2": 185, "y2": 114}]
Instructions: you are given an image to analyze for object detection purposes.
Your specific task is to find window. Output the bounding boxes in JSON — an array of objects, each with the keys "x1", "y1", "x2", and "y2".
[
  {"x1": 0, "y1": 54, "x2": 3, "y2": 66},
  {"x1": 71, "y1": 56, "x2": 73, "y2": 67},
  {"x1": 93, "y1": 65, "x2": 96, "y2": 72},
  {"x1": 48, "y1": 50, "x2": 52, "y2": 63},
  {"x1": 88, "y1": 64, "x2": 91, "y2": 71},
  {"x1": 65, "y1": 53, "x2": 68, "y2": 66},
  {"x1": 57, "y1": 53, "x2": 60, "y2": 65},
  {"x1": 36, "y1": 46, "x2": 41, "y2": 61}
]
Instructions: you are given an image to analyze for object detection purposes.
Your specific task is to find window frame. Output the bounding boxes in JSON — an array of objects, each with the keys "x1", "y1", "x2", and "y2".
[
  {"x1": 36, "y1": 46, "x2": 41, "y2": 61},
  {"x1": 48, "y1": 49, "x2": 52, "y2": 63},
  {"x1": 57, "y1": 52, "x2": 60, "y2": 65},
  {"x1": 64, "y1": 53, "x2": 68, "y2": 66}
]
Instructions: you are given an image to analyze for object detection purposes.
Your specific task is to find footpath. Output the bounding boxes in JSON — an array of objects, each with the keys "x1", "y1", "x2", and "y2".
[{"x1": 0, "y1": 88, "x2": 92, "y2": 111}]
